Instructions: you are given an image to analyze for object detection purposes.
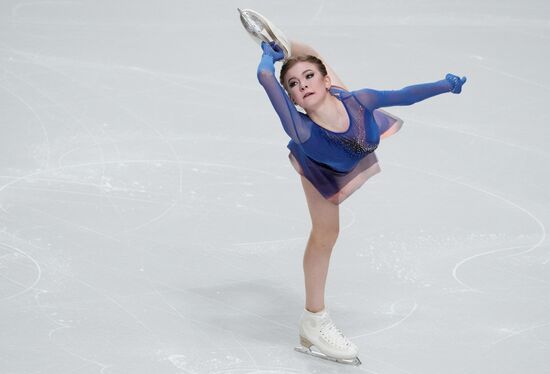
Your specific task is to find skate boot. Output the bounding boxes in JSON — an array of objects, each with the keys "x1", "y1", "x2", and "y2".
[
  {"x1": 237, "y1": 8, "x2": 292, "y2": 59},
  {"x1": 294, "y1": 308, "x2": 361, "y2": 366}
]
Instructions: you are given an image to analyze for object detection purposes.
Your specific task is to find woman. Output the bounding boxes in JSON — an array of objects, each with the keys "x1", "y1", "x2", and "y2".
[{"x1": 240, "y1": 9, "x2": 466, "y2": 366}]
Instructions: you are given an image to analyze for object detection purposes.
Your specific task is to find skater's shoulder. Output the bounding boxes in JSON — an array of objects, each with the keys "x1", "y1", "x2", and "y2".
[
  {"x1": 329, "y1": 85, "x2": 353, "y2": 99},
  {"x1": 330, "y1": 85, "x2": 349, "y2": 93}
]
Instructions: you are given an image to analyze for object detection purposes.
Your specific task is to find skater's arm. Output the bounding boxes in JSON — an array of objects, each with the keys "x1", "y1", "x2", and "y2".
[
  {"x1": 257, "y1": 43, "x2": 310, "y2": 143},
  {"x1": 354, "y1": 74, "x2": 467, "y2": 110}
]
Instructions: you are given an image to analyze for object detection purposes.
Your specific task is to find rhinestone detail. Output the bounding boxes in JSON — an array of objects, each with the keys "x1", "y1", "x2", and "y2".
[{"x1": 321, "y1": 96, "x2": 378, "y2": 158}]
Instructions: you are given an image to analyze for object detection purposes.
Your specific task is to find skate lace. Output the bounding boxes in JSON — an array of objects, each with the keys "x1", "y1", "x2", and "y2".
[{"x1": 319, "y1": 319, "x2": 353, "y2": 349}]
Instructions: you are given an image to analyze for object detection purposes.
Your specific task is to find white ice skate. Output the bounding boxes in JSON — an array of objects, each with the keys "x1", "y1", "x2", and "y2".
[
  {"x1": 294, "y1": 308, "x2": 362, "y2": 366},
  {"x1": 237, "y1": 8, "x2": 292, "y2": 59}
]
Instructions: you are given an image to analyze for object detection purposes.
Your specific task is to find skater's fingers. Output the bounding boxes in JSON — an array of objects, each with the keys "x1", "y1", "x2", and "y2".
[
  {"x1": 271, "y1": 42, "x2": 283, "y2": 53},
  {"x1": 261, "y1": 41, "x2": 274, "y2": 53}
]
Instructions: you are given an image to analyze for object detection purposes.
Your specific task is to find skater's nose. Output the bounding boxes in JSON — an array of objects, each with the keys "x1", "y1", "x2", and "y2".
[{"x1": 299, "y1": 83, "x2": 308, "y2": 91}]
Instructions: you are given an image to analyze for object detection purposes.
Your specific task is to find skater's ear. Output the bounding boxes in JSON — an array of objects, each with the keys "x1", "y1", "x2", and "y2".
[{"x1": 324, "y1": 74, "x2": 332, "y2": 90}]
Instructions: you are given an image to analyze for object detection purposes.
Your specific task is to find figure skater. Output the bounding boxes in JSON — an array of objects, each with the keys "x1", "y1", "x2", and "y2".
[{"x1": 238, "y1": 9, "x2": 467, "y2": 366}]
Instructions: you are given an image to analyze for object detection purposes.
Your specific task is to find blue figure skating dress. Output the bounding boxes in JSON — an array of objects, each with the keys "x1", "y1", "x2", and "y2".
[{"x1": 257, "y1": 53, "x2": 455, "y2": 204}]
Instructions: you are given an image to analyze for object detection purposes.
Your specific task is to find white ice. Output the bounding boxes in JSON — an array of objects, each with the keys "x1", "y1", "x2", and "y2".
[{"x1": 1, "y1": 1, "x2": 549, "y2": 373}]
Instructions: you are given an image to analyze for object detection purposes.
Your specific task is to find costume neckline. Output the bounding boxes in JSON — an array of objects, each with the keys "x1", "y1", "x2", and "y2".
[{"x1": 309, "y1": 87, "x2": 353, "y2": 135}]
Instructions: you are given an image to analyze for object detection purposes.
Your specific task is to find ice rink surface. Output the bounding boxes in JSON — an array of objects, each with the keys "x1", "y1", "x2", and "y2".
[{"x1": 1, "y1": 0, "x2": 549, "y2": 373}]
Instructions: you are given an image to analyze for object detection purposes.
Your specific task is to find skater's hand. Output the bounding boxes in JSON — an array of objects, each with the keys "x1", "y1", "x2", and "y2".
[
  {"x1": 261, "y1": 41, "x2": 285, "y2": 62},
  {"x1": 445, "y1": 73, "x2": 467, "y2": 94}
]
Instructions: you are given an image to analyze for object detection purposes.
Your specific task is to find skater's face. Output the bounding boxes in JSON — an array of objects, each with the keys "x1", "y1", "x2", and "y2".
[{"x1": 284, "y1": 62, "x2": 331, "y2": 110}]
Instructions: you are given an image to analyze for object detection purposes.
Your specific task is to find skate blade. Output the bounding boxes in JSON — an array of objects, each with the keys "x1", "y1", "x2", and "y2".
[
  {"x1": 237, "y1": 8, "x2": 269, "y2": 42},
  {"x1": 237, "y1": 8, "x2": 290, "y2": 58},
  {"x1": 294, "y1": 345, "x2": 362, "y2": 366}
]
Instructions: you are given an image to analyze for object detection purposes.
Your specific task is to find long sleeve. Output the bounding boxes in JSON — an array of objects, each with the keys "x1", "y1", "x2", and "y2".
[
  {"x1": 257, "y1": 54, "x2": 311, "y2": 144},
  {"x1": 353, "y1": 79, "x2": 453, "y2": 111}
]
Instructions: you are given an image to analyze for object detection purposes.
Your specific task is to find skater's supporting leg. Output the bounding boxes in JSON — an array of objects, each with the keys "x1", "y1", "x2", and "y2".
[
  {"x1": 290, "y1": 41, "x2": 348, "y2": 91},
  {"x1": 300, "y1": 175, "x2": 339, "y2": 313}
]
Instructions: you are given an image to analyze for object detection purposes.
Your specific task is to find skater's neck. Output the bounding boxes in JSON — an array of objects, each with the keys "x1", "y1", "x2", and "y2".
[{"x1": 307, "y1": 95, "x2": 348, "y2": 132}]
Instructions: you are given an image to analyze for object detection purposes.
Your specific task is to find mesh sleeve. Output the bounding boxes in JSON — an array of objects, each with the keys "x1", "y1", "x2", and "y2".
[
  {"x1": 257, "y1": 55, "x2": 311, "y2": 143},
  {"x1": 353, "y1": 79, "x2": 453, "y2": 111}
]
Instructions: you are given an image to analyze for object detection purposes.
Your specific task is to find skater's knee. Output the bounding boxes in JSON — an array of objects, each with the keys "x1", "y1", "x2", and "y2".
[{"x1": 310, "y1": 225, "x2": 339, "y2": 244}]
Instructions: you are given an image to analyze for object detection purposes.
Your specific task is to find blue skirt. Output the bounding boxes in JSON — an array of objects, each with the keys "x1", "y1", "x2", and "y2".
[{"x1": 287, "y1": 109, "x2": 403, "y2": 204}]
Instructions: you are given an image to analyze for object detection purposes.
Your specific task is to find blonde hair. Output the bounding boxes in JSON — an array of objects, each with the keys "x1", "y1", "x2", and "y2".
[{"x1": 279, "y1": 55, "x2": 328, "y2": 90}]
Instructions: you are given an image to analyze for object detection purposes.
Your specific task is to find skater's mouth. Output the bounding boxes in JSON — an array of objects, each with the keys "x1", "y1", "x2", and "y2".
[{"x1": 303, "y1": 92, "x2": 314, "y2": 99}]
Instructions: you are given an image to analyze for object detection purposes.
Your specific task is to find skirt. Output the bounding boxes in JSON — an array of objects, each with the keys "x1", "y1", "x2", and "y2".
[{"x1": 287, "y1": 109, "x2": 403, "y2": 205}]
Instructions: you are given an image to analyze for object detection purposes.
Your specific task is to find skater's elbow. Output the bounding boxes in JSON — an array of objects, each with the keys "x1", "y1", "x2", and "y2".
[
  {"x1": 257, "y1": 68, "x2": 272, "y2": 79},
  {"x1": 257, "y1": 68, "x2": 274, "y2": 85}
]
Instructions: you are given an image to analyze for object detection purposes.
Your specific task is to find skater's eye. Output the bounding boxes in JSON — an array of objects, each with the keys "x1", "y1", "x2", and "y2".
[
  {"x1": 289, "y1": 80, "x2": 298, "y2": 88},
  {"x1": 306, "y1": 73, "x2": 314, "y2": 79}
]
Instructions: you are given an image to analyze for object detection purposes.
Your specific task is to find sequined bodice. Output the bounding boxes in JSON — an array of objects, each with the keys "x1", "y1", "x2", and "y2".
[
  {"x1": 323, "y1": 132, "x2": 379, "y2": 157},
  {"x1": 316, "y1": 89, "x2": 380, "y2": 161}
]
